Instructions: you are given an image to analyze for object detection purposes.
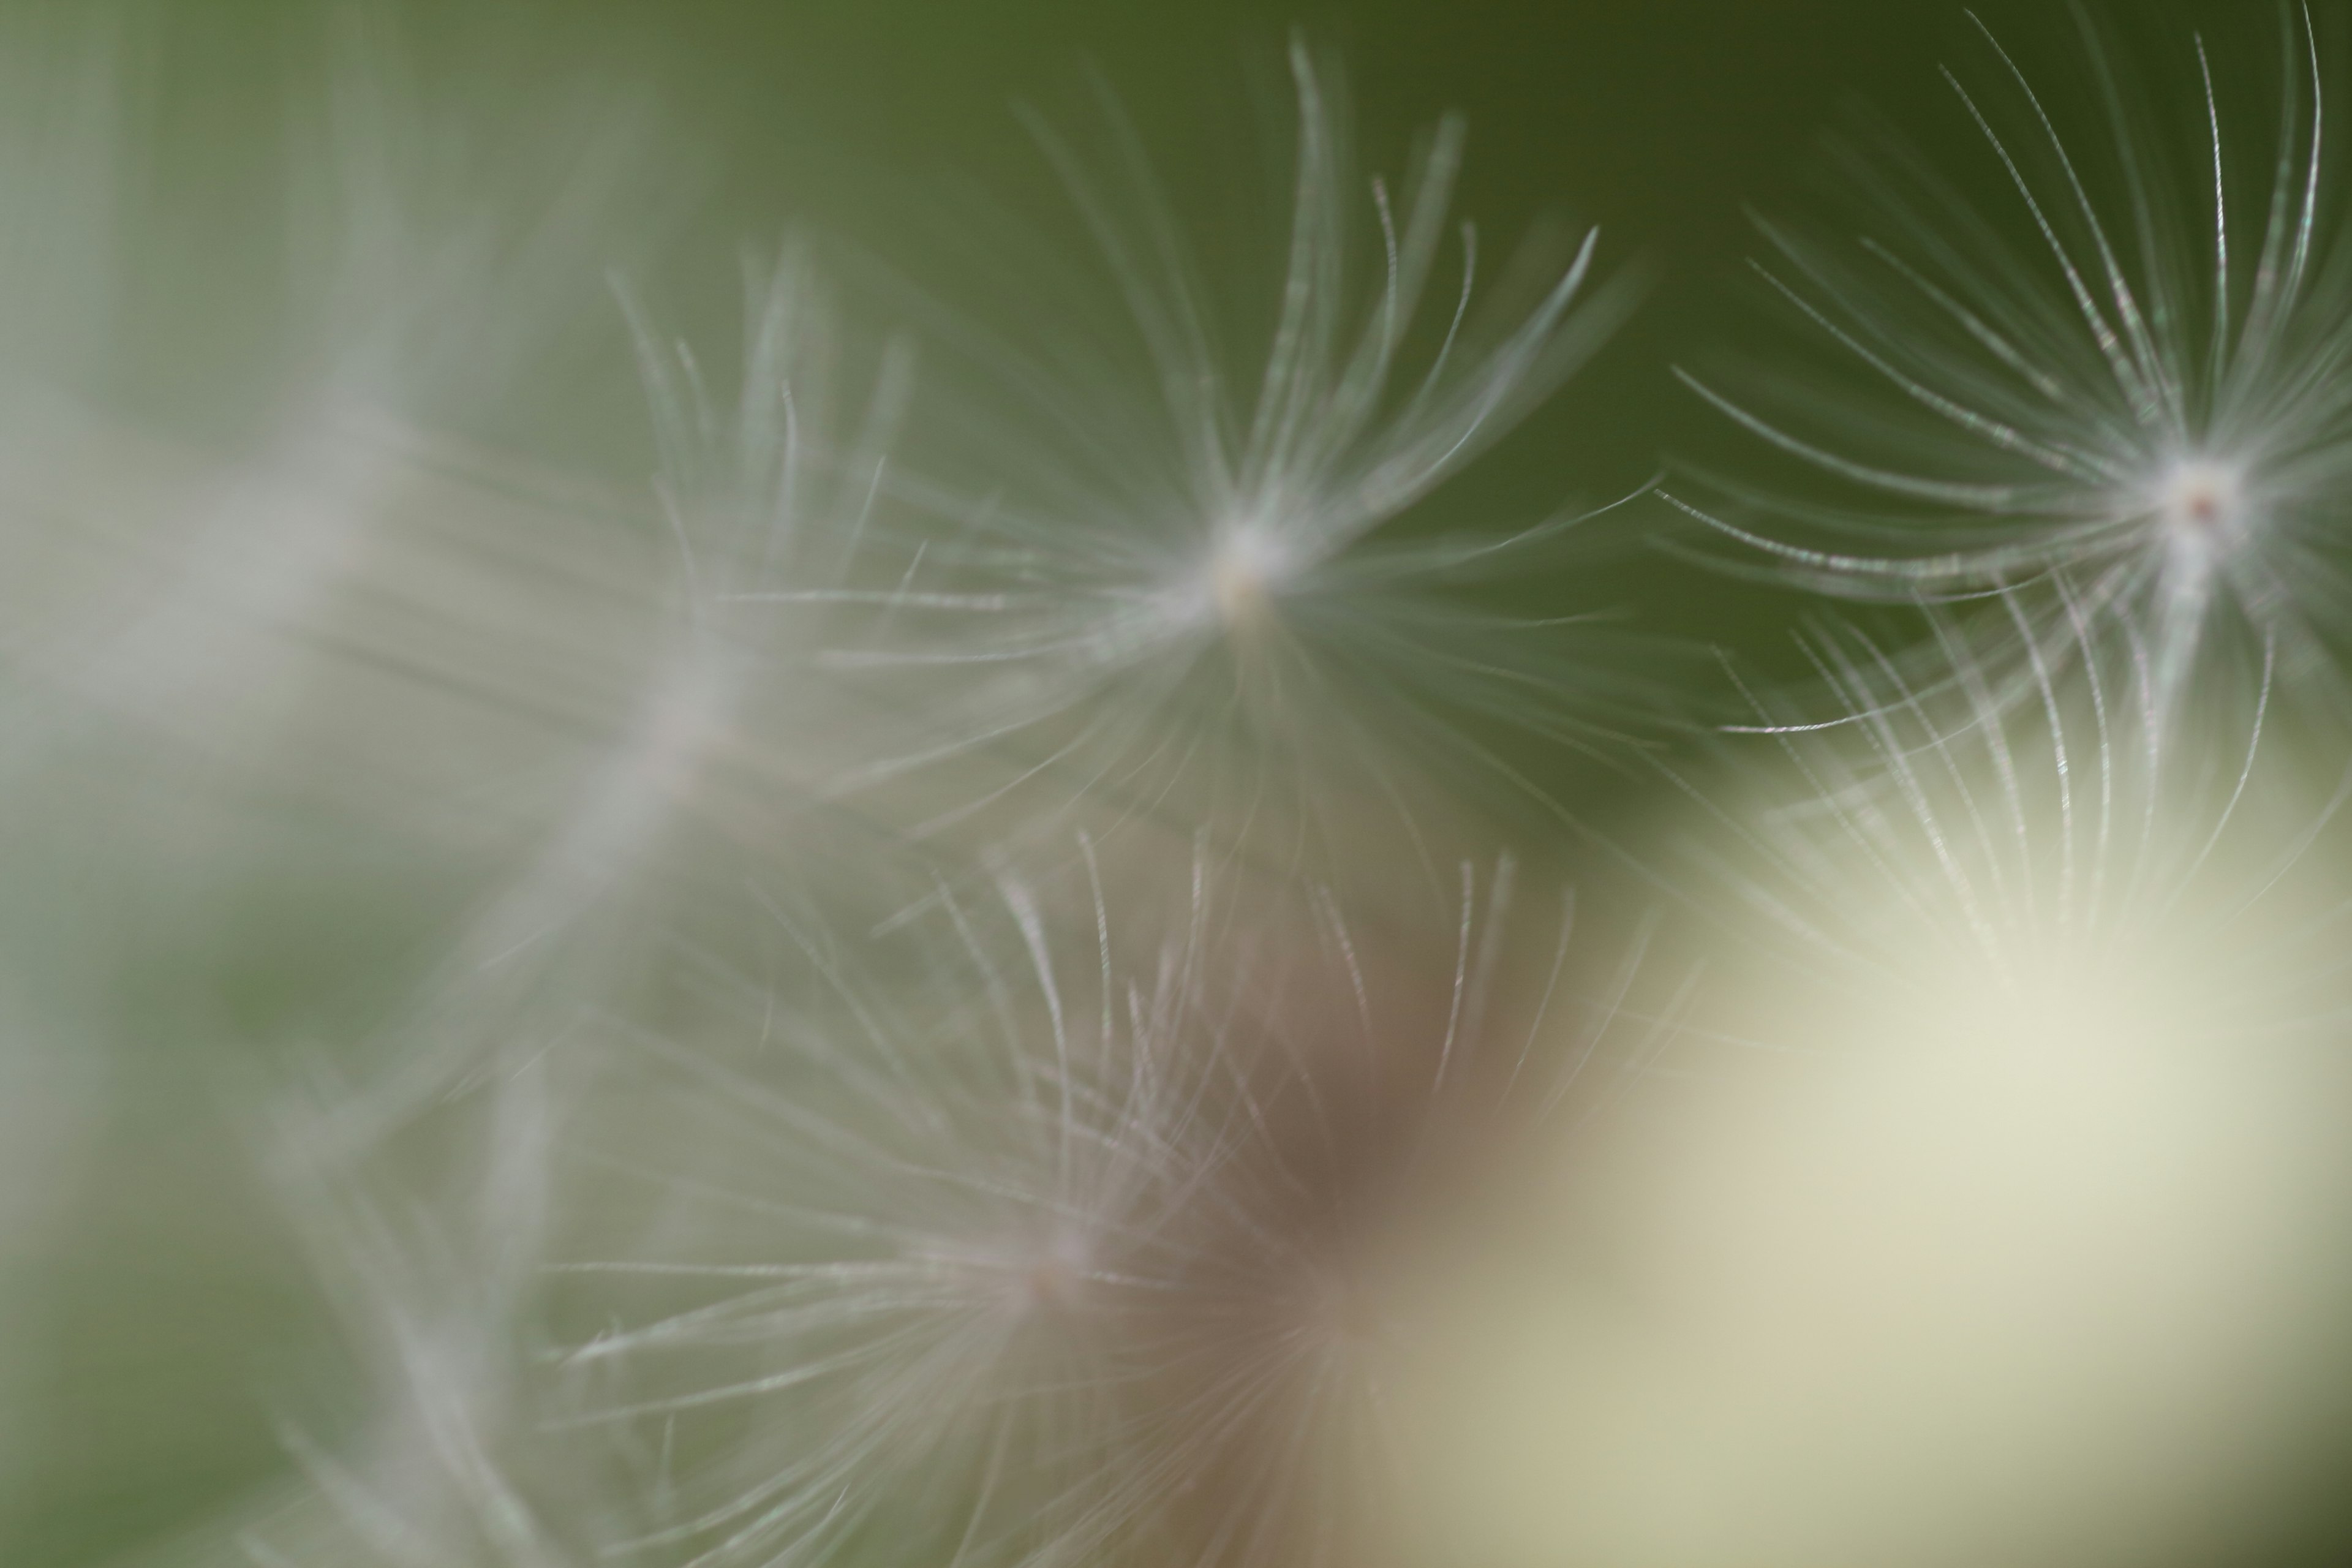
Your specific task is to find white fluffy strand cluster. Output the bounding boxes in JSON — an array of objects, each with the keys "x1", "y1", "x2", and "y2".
[{"x1": 0, "y1": 9, "x2": 2348, "y2": 1568}]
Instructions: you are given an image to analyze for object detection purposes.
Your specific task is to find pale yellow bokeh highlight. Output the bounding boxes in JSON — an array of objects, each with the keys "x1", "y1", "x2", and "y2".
[{"x1": 1382, "y1": 858, "x2": 2352, "y2": 1568}]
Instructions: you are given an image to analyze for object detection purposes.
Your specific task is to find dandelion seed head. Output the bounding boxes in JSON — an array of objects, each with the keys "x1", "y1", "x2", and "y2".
[
  {"x1": 1200, "y1": 514, "x2": 1295, "y2": 634},
  {"x1": 935, "y1": 1226, "x2": 1100, "y2": 1319},
  {"x1": 2153, "y1": 456, "x2": 2243, "y2": 535},
  {"x1": 1013, "y1": 1235, "x2": 1094, "y2": 1313},
  {"x1": 1678, "y1": 7, "x2": 2352, "y2": 723},
  {"x1": 537, "y1": 845, "x2": 1632, "y2": 1568},
  {"x1": 1289, "y1": 1254, "x2": 1395, "y2": 1355},
  {"x1": 809, "y1": 37, "x2": 1651, "y2": 877},
  {"x1": 626, "y1": 652, "x2": 739, "y2": 804},
  {"x1": 2143, "y1": 451, "x2": 2255, "y2": 567}
]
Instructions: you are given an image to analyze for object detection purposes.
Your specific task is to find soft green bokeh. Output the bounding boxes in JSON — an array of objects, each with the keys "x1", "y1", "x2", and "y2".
[{"x1": 6, "y1": 2, "x2": 2346, "y2": 1564}]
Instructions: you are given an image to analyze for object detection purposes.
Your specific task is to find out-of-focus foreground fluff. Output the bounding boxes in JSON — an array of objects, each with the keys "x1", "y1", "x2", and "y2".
[{"x1": 6, "y1": 5, "x2": 2352, "y2": 1568}]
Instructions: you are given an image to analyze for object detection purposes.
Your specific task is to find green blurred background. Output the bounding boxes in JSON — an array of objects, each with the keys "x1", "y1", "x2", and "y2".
[{"x1": 7, "y1": 1, "x2": 2343, "y2": 1562}]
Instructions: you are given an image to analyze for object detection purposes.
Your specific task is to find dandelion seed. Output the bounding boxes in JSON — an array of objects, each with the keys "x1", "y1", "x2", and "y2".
[
  {"x1": 552, "y1": 845, "x2": 1631, "y2": 1568},
  {"x1": 1672, "y1": 6, "x2": 2352, "y2": 731},
  {"x1": 802, "y1": 37, "x2": 1654, "y2": 889},
  {"x1": 312, "y1": 254, "x2": 916, "y2": 1154},
  {"x1": 546, "y1": 867, "x2": 1231, "y2": 1568},
  {"x1": 440, "y1": 249, "x2": 908, "y2": 964}
]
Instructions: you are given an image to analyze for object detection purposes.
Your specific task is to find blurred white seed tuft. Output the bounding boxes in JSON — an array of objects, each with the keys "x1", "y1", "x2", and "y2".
[
  {"x1": 791, "y1": 36, "x2": 1658, "y2": 891},
  {"x1": 545, "y1": 844, "x2": 1637, "y2": 1568}
]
